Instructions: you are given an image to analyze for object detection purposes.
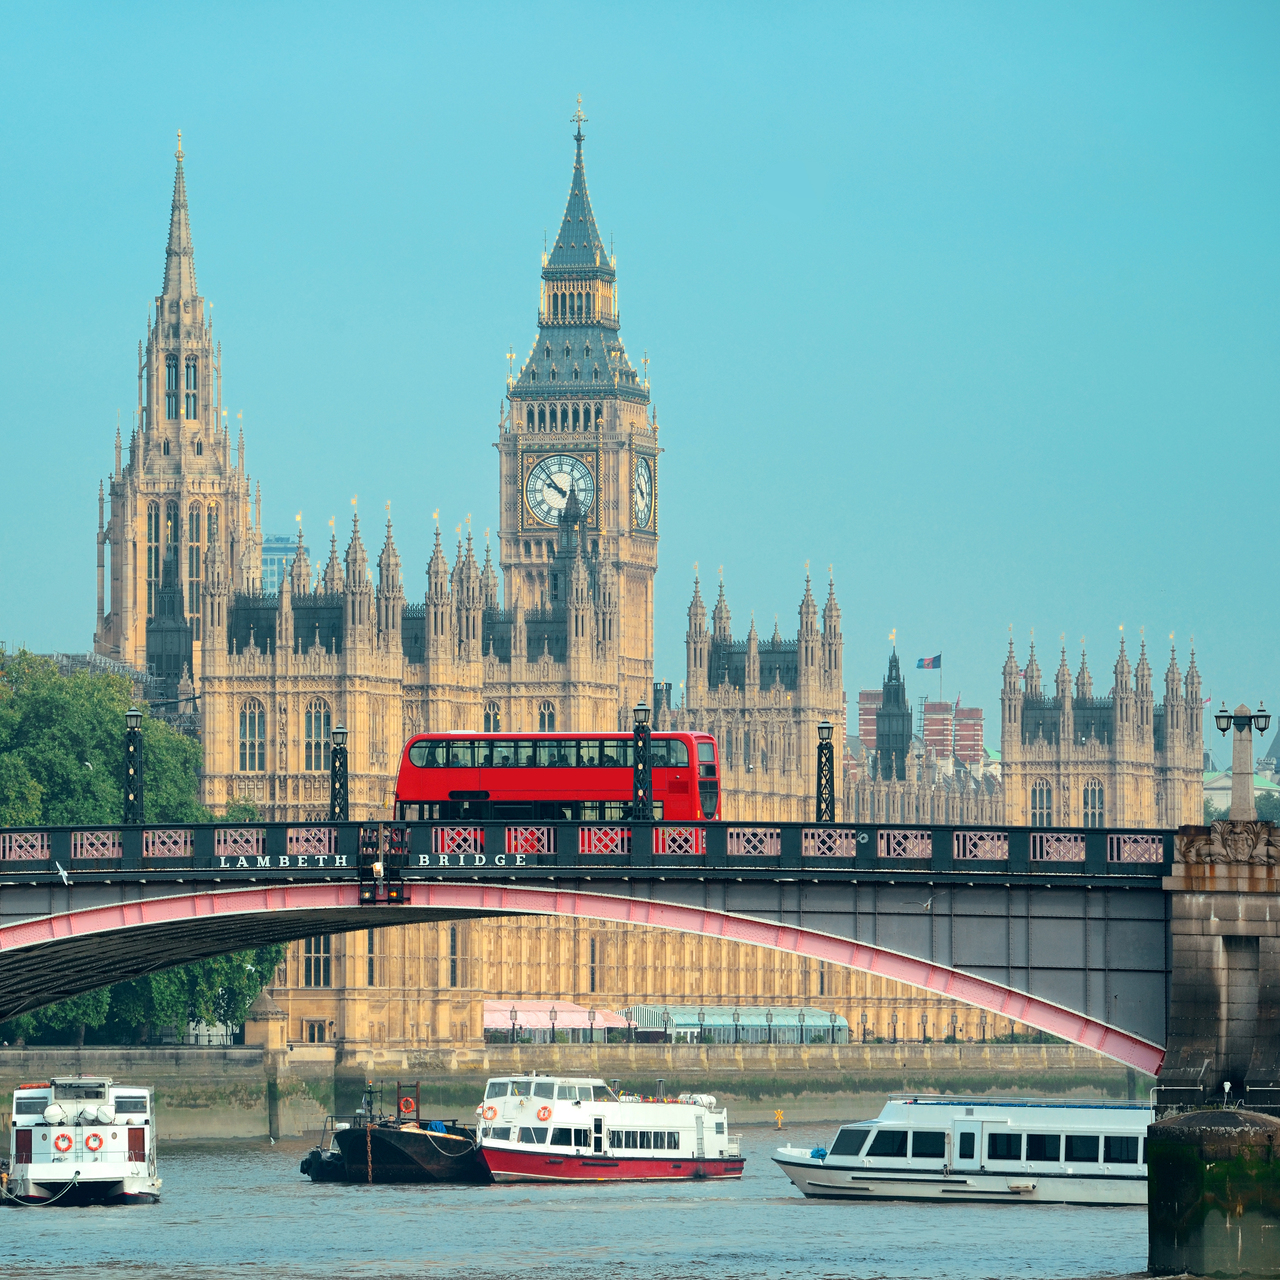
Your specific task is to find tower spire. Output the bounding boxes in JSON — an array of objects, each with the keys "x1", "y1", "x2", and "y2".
[{"x1": 162, "y1": 130, "x2": 198, "y2": 299}]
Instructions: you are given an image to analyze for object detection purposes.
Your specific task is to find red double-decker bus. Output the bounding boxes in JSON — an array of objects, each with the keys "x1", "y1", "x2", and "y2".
[{"x1": 393, "y1": 732, "x2": 720, "y2": 822}]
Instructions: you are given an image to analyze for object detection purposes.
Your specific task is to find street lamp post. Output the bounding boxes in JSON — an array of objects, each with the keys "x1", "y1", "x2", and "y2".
[
  {"x1": 765, "y1": 1009, "x2": 774, "y2": 1045},
  {"x1": 816, "y1": 720, "x2": 835, "y2": 823},
  {"x1": 797, "y1": 1009, "x2": 806, "y2": 1046},
  {"x1": 921, "y1": 1014, "x2": 928, "y2": 1044},
  {"x1": 509, "y1": 1005, "x2": 518, "y2": 1045},
  {"x1": 829, "y1": 1010, "x2": 838, "y2": 1045},
  {"x1": 1215, "y1": 701, "x2": 1272, "y2": 821},
  {"x1": 980, "y1": 1012, "x2": 987, "y2": 1043},
  {"x1": 632, "y1": 701, "x2": 652, "y2": 821},
  {"x1": 588, "y1": 1008, "x2": 596, "y2": 1045},
  {"x1": 732, "y1": 1007, "x2": 740, "y2": 1045},
  {"x1": 891, "y1": 1011, "x2": 898, "y2": 1044},
  {"x1": 329, "y1": 722, "x2": 349, "y2": 822},
  {"x1": 860, "y1": 1011, "x2": 867, "y2": 1044},
  {"x1": 661, "y1": 1007, "x2": 671, "y2": 1044},
  {"x1": 950, "y1": 1013, "x2": 958, "y2": 1043},
  {"x1": 124, "y1": 707, "x2": 144, "y2": 825},
  {"x1": 548, "y1": 1004, "x2": 558, "y2": 1045},
  {"x1": 698, "y1": 1006, "x2": 705, "y2": 1045}
]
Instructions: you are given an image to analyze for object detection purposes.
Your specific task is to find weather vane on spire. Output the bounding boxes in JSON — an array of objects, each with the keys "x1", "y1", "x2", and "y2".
[
  {"x1": 571, "y1": 95, "x2": 587, "y2": 138},
  {"x1": 176, "y1": 129, "x2": 183, "y2": 161}
]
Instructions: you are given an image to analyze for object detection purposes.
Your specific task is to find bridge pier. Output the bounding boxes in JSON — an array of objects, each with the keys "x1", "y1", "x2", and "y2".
[{"x1": 1157, "y1": 822, "x2": 1280, "y2": 1113}]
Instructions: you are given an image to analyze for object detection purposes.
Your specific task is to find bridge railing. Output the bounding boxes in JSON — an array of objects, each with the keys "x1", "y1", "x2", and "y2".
[{"x1": 0, "y1": 821, "x2": 1175, "y2": 883}]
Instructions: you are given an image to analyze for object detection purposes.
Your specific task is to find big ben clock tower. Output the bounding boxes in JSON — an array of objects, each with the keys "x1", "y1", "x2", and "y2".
[{"x1": 498, "y1": 103, "x2": 659, "y2": 726}]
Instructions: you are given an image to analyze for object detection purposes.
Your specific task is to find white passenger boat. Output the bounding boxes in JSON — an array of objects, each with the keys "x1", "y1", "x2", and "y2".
[
  {"x1": 774, "y1": 1094, "x2": 1151, "y2": 1205},
  {"x1": 476, "y1": 1075, "x2": 744, "y2": 1182},
  {"x1": 3, "y1": 1076, "x2": 161, "y2": 1205}
]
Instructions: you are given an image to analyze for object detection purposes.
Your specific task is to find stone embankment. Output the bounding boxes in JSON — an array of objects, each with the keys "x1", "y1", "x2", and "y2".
[{"x1": 0, "y1": 1041, "x2": 1149, "y2": 1137}]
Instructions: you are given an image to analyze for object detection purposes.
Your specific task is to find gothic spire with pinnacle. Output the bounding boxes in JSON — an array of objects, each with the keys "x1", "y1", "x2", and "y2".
[
  {"x1": 547, "y1": 98, "x2": 610, "y2": 271},
  {"x1": 162, "y1": 131, "x2": 198, "y2": 300}
]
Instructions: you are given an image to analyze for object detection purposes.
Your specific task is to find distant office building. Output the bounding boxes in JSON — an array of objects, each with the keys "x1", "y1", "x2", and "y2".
[
  {"x1": 261, "y1": 534, "x2": 309, "y2": 595},
  {"x1": 953, "y1": 706, "x2": 984, "y2": 765},
  {"x1": 858, "y1": 689, "x2": 882, "y2": 750}
]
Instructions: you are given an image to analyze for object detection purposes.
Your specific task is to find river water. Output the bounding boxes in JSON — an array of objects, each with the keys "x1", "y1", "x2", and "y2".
[{"x1": 8, "y1": 1123, "x2": 1147, "y2": 1280}]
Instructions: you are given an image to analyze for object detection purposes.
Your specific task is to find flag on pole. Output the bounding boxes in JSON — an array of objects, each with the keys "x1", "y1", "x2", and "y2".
[{"x1": 917, "y1": 654, "x2": 942, "y2": 670}]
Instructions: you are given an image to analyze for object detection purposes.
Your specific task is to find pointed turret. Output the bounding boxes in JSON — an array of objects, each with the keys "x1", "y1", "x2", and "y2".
[
  {"x1": 1185, "y1": 644, "x2": 1203, "y2": 744},
  {"x1": 745, "y1": 615, "x2": 760, "y2": 689},
  {"x1": 376, "y1": 517, "x2": 404, "y2": 641},
  {"x1": 1024, "y1": 641, "x2": 1042, "y2": 696},
  {"x1": 424, "y1": 523, "x2": 454, "y2": 670},
  {"x1": 1055, "y1": 647, "x2": 1072, "y2": 700},
  {"x1": 547, "y1": 113, "x2": 610, "y2": 271},
  {"x1": 322, "y1": 532, "x2": 345, "y2": 594},
  {"x1": 770, "y1": 617, "x2": 783, "y2": 649},
  {"x1": 454, "y1": 531, "x2": 483, "y2": 662},
  {"x1": 343, "y1": 512, "x2": 373, "y2": 644},
  {"x1": 289, "y1": 525, "x2": 311, "y2": 596},
  {"x1": 1135, "y1": 638, "x2": 1154, "y2": 740},
  {"x1": 277, "y1": 552, "x2": 294, "y2": 654},
  {"x1": 712, "y1": 578, "x2": 732, "y2": 641},
  {"x1": 480, "y1": 537, "x2": 499, "y2": 610},
  {"x1": 1076, "y1": 647, "x2": 1094, "y2": 700},
  {"x1": 162, "y1": 132, "x2": 199, "y2": 301},
  {"x1": 1164, "y1": 643, "x2": 1184, "y2": 739},
  {"x1": 877, "y1": 649, "x2": 912, "y2": 782}
]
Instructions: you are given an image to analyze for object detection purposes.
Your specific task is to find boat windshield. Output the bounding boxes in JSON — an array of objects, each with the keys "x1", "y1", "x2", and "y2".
[
  {"x1": 533, "y1": 1082, "x2": 555, "y2": 1099},
  {"x1": 509, "y1": 1080, "x2": 534, "y2": 1097},
  {"x1": 485, "y1": 1081, "x2": 510, "y2": 1100},
  {"x1": 593, "y1": 1085, "x2": 618, "y2": 1102},
  {"x1": 829, "y1": 1127, "x2": 870, "y2": 1156},
  {"x1": 555, "y1": 1085, "x2": 578, "y2": 1099}
]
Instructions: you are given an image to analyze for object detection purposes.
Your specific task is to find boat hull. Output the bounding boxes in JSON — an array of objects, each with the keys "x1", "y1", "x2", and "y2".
[
  {"x1": 323, "y1": 1123, "x2": 490, "y2": 1184},
  {"x1": 772, "y1": 1155, "x2": 1146, "y2": 1206},
  {"x1": 4, "y1": 1172, "x2": 161, "y2": 1206},
  {"x1": 481, "y1": 1147, "x2": 745, "y2": 1183}
]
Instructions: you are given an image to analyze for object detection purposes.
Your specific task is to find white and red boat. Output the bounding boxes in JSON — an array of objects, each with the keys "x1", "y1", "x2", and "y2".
[{"x1": 475, "y1": 1075, "x2": 743, "y2": 1182}]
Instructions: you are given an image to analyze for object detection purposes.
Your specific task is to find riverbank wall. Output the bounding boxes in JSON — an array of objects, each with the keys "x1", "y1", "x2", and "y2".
[{"x1": 0, "y1": 1041, "x2": 1151, "y2": 1137}]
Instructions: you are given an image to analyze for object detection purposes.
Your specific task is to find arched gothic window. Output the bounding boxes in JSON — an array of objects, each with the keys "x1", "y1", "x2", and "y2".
[
  {"x1": 538, "y1": 405, "x2": 546, "y2": 429},
  {"x1": 526, "y1": 407, "x2": 535, "y2": 430},
  {"x1": 1082, "y1": 779, "x2": 1104, "y2": 827},
  {"x1": 594, "y1": 403, "x2": 603, "y2": 426},
  {"x1": 305, "y1": 698, "x2": 332, "y2": 771},
  {"x1": 146, "y1": 502, "x2": 160, "y2": 616},
  {"x1": 550, "y1": 367, "x2": 557, "y2": 381},
  {"x1": 564, "y1": 344, "x2": 571, "y2": 359},
  {"x1": 166, "y1": 501, "x2": 178, "y2": 546},
  {"x1": 560, "y1": 405, "x2": 569, "y2": 429},
  {"x1": 240, "y1": 699, "x2": 266, "y2": 771},
  {"x1": 162, "y1": 438, "x2": 170, "y2": 455},
  {"x1": 572, "y1": 404, "x2": 580, "y2": 429},
  {"x1": 195, "y1": 439, "x2": 203, "y2": 456},
  {"x1": 1031, "y1": 780, "x2": 1052, "y2": 827},
  {"x1": 545, "y1": 345, "x2": 551, "y2": 359},
  {"x1": 165, "y1": 356, "x2": 179, "y2": 420},
  {"x1": 552, "y1": 293, "x2": 560, "y2": 320},
  {"x1": 572, "y1": 367, "x2": 579, "y2": 381},
  {"x1": 584, "y1": 343, "x2": 591, "y2": 358},
  {"x1": 484, "y1": 702, "x2": 501, "y2": 732},
  {"x1": 538, "y1": 701, "x2": 556, "y2": 732}
]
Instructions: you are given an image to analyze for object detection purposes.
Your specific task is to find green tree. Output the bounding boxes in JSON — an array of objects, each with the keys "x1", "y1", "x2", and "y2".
[
  {"x1": 1204, "y1": 798, "x2": 1227, "y2": 823},
  {"x1": 1256, "y1": 792, "x2": 1280, "y2": 823},
  {"x1": 0, "y1": 752, "x2": 42, "y2": 825}
]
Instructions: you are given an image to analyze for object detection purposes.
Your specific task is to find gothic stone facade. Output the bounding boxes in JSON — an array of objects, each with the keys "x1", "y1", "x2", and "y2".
[{"x1": 1000, "y1": 637, "x2": 1203, "y2": 829}]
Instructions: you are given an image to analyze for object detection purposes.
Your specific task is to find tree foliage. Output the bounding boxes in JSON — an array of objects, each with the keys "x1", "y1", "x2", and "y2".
[{"x1": 0, "y1": 652, "x2": 284, "y2": 1044}]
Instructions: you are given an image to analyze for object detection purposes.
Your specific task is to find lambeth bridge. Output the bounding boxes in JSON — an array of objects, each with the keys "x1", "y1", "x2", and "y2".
[{"x1": 0, "y1": 817, "x2": 1274, "y2": 1107}]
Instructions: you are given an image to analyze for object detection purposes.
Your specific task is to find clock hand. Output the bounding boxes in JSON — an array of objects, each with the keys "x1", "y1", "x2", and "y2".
[{"x1": 546, "y1": 477, "x2": 568, "y2": 498}]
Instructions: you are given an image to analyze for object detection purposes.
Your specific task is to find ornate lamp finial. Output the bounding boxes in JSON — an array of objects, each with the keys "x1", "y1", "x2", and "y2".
[
  {"x1": 175, "y1": 129, "x2": 184, "y2": 161},
  {"x1": 571, "y1": 95, "x2": 587, "y2": 137}
]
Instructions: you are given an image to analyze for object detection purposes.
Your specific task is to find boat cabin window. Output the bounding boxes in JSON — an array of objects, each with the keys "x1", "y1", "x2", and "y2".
[
  {"x1": 518, "y1": 1127, "x2": 548, "y2": 1144},
  {"x1": 593, "y1": 1085, "x2": 617, "y2": 1102},
  {"x1": 485, "y1": 1081, "x2": 510, "y2": 1100},
  {"x1": 957, "y1": 1132, "x2": 975, "y2": 1159},
  {"x1": 911, "y1": 1131, "x2": 946, "y2": 1159},
  {"x1": 490, "y1": 1127, "x2": 511, "y2": 1140},
  {"x1": 1105, "y1": 1135, "x2": 1139, "y2": 1164},
  {"x1": 987, "y1": 1133, "x2": 1022, "y2": 1161},
  {"x1": 829, "y1": 1127, "x2": 870, "y2": 1157},
  {"x1": 1065, "y1": 1135, "x2": 1099, "y2": 1162},
  {"x1": 866, "y1": 1129, "x2": 908, "y2": 1158},
  {"x1": 533, "y1": 1082, "x2": 555, "y2": 1099},
  {"x1": 550, "y1": 1128, "x2": 572, "y2": 1146},
  {"x1": 54, "y1": 1084, "x2": 105, "y2": 1101},
  {"x1": 112, "y1": 1095, "x2": 148, "y2": 1114},
  {"x1": 714, "y1": 1121, "x2": 725, "y2": 1135},
  {"x1": 1027, "y1": 1134, "x2": 1061, "y2": 1161},
  {"x1": 556, "y1": 1085, "x2": 578, "y2": 1099},
  {"x1": 14, "y1": 1096, "x2": 48, "y2": 1115},
  {"x1": 509, "y1": 1080, "x2": 533, "y2": 1097}
]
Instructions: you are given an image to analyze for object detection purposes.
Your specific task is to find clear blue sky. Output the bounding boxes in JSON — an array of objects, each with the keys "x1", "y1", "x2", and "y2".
[{"x1": 1, "y1": 2, "x2": 1276, "y2": 762}]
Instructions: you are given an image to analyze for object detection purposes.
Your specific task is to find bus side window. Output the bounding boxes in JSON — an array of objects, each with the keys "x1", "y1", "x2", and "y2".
[
  {"x1": 516, "y1": 740, "x2": 536, "y2": 767},
  {"x1": 492, "y1": 741, "x2": 516, "y2": 767},
  {"x1": 448, "y1": 741, "x2": 474, "y2": 768},
  {"x1": 669, "y1": 740, "x2": 689, "y2": 767},
  {"x1": 650, "y1": 740, "x2": 669, "y2": 768},
  {"x1": 617, "y1": 740, "x2": 634, "y2": 768},
  {"x1": 536, "y1": 741, "x2": 560, "y2": 767},
  {"x1": 580, "y1": 740, "x2": 601, "y2": 767},
  {"x1": 474, "y1": 740, "x2": 493, "y2": 767},
  {"x1": 698, "y1": 742, "x2": 716, "y2": 776}
]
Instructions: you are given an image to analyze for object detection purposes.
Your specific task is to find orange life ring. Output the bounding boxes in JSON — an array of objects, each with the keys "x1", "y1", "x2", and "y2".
[
  {"x1": 53, "y1": 1132, "x2": 72, "y2": 1152},
  {"x1": 399, "y1": 1097, "x2": 415, "y2": 1114},
  {"x1": 536, "y1": 1106, "x2": 552, "y2": 1122},
  {"x1": 85, "y1": 1132, "x2": 103, "y2": 1151},
  {"x1": 482, "y1": 1106, "x2": 497, "y2": 1121}
]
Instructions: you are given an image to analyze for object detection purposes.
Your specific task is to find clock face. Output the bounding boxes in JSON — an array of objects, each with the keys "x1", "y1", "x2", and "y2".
[
  {"x1": 634, "y1": 455, "x2": 653, "y2": 528},
  {"x1": 525, "y1": 454, "x2": 595, "y2": 527}
]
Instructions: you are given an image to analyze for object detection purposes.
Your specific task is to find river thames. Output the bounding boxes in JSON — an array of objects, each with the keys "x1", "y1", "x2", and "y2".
[{"x1": 8, "y1": 1122, "x2": 1146, "y2": 1279}]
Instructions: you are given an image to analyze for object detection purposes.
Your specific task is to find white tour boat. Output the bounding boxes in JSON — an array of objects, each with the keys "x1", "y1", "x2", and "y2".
[
  {"x1": 3, "y1": 1076, "x2": 161, "y2": 1205},
  {"x1": 774, "y1": 1094, "x2": 1152, "y2": 1205},
  {"x1": 475, "y1": 1075, "x2": 744, "y2": 1182}
]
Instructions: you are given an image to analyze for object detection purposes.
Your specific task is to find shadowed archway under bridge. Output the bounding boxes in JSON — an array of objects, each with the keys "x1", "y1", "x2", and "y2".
[{"x1": 0, "y1": 880, "x2": 1164, "y2": 1074}]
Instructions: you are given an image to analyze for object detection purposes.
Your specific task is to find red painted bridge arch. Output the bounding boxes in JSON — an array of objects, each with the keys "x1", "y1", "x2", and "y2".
[{"x1": 0, "y1": 880, "x2": 1164, "y2": 1076}]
